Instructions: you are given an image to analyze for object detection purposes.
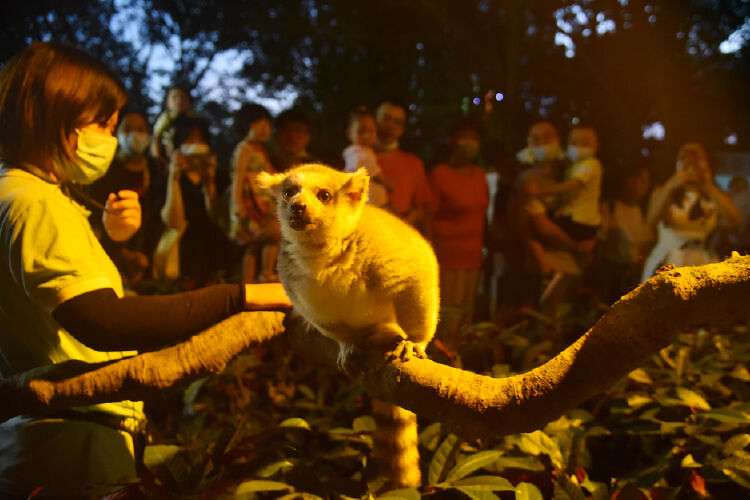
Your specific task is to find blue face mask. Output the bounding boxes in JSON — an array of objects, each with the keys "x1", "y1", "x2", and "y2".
[
  {"x1": 567, "y1": 145, "x2": 594, "y2": 163},
  {"x1": 55, "y1": 128, "x2": 118, "y2": 184},
  {"x1": 530, "y1": 143, "x2": 561, "y2": 162}
]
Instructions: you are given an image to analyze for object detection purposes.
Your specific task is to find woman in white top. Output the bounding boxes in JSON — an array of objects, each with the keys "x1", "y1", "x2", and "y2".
[{"x1": 641, "y1": 142, "x2": 743, "y2": 280}]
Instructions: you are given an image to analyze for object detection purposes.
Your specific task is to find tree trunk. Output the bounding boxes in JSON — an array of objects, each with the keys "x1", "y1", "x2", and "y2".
[{"x1": 2, "y1": 256, "x2": 749, "y2": 441}]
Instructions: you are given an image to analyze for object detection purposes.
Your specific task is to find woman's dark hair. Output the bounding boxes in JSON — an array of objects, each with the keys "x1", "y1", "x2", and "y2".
[
  {"x1": 234, "y1": 103, "x2": 271, "y2": 138},
  {"x1": 171, "y1": 115, "x2": 211, "y2": 150},
  {"x1": 0, "y1": 41, "x2": 127, "y2": 169},
  {"x1": 448, "y1": 115, "x2": 483, "y2": 138}
]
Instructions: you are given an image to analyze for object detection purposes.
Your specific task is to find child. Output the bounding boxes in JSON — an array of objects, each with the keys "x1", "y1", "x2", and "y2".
[
  {"x1": 545, "y1": 125, "x2": 603, "y2": 241},
  {"x1": 342, "y1": 107, "x2": 393, "y2": 208},
  {"x1": 230, "y1": 103, "x2": 280, "y2": 283}
]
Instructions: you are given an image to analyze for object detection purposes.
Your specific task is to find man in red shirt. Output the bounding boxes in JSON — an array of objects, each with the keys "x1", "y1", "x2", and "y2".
[{"x1": 375, "y1": 100, "x2": 432, "y2": 228}]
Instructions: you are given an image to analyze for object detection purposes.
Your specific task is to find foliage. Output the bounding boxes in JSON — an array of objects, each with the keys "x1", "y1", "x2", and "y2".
[
  {"x1": 131, "y1": 302, "x2": 750, "y2": 498},
  {"x1": 2, "y1": 1, "x2": 749, "y2": 172}
]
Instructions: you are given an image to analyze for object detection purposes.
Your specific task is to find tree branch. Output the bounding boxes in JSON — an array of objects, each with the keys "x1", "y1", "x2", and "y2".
[
  {"x1": 2, "y1": 256, "x2": 749, "y2": 442},
  {"x1": 0, "y1": 311, "x2": 285, "y2": 422},
  {"x1": 361, "y1": 255, "x2": 750, "y2": 439}
]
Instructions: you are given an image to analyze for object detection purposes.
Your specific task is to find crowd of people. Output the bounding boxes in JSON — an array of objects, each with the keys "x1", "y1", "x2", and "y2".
[
  {"x1": 75, "y1": 78, "x2": 750, "y2": 343},
  {"x1": 87, "y1": 88, "x2": 749, "y2": 338},
  {"x1": 1, "y1": 40, "x2": 749, "y2": 497}
]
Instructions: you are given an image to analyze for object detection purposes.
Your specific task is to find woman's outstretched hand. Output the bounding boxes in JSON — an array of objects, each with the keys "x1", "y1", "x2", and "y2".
[{"x1": 244, "y1": 283, "x2": 292, "y2": 310}]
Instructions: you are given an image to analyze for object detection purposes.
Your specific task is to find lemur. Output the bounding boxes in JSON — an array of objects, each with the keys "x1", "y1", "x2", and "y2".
[{"x1": 257, "y1": 164, "x2": 439, "y2": 489}]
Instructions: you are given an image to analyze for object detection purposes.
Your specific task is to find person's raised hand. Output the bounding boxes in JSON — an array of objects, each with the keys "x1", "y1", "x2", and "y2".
[{"x1": 103, "y1": 190, "x2": 142, "y2": 242}]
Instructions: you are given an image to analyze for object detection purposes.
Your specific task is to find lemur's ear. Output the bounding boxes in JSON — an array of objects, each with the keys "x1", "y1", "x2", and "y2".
[
  {"x1": 256, "y1": 172, "x2": 287, "y2": 196},
  {"x1": 343, "y1": 167, "x2": 370, "y2": 204}
]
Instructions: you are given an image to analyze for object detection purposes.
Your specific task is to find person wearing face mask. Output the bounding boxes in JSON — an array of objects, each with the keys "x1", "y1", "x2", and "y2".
[
  {"x1": 497, "y1": 121, "x2": 587, "y2": 311},
  {"x1": 641, "y1": 142, "x2": 743, "y2": 281},
  {"x1": 535, "y1": 125, "x2": 603, "y2": 242},
  {"x1": 88, "y1": 110, "x2": 160, "y2": 286},
  {"x1": 0, "y1": 43, "x2": 290, "y2": 497},
  {"x1": 154, "y1": 114, "x2": 241, "y2": 284},
  {"x1": 425, "y1": 117, "x2": 489, "y2": 348}
]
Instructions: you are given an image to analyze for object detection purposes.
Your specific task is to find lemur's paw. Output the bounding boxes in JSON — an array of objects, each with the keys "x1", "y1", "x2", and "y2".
[{"x1": 387, "y1": 339, "x2": 427, "y2": 362}]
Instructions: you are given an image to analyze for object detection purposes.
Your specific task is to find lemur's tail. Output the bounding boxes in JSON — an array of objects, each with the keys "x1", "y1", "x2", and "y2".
[{"x1": 372, "y1": 399, "x2": 421, "y2": 489}]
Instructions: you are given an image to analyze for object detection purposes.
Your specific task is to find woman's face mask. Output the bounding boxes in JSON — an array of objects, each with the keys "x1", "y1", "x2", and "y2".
[
  {"x1": 118, "y1": 131, "x2": 150, "y2": 156},
  {"x1": 55, "y1": 128, "x2": 117, "y2": 184}
]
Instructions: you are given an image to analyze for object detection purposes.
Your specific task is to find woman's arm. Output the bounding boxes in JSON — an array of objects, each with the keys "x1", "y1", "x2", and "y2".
[
  {"x1": 52, "y1": 283, "x2": 291, "y2": 352},
  {"x1": 702, "y1": 180, "x2": 744, "y2": 227},
  {"x1": 160, "y1": 152, "x2": 188, "y2": 230}
]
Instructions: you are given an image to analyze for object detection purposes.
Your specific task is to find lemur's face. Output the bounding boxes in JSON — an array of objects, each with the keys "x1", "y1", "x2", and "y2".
[{"x1": 257, "y1": 164, "x2": 369, "y2": 239}]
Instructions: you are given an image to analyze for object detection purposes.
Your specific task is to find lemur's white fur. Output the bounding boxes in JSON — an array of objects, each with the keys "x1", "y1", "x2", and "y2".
[{"x1": 257, "y1": 163, "x2": 439, "y2": 488}]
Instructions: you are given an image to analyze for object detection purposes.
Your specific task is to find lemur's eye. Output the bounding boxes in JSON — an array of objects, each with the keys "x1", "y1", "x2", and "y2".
[
  {"x1": 317, "y1": 189, "x2": 332, "y2": 203},
  {"x1": 283, "y1": 185, "x2": 299, "y2": 199}
]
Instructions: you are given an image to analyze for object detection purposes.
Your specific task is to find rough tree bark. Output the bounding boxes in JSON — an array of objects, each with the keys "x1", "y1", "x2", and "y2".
[
  {"x1": 1, "y1": 256, "x2": 749, "y2": 441},
  {"x1": 0, "y1": 311, "x2": 285, "y2": 422}
]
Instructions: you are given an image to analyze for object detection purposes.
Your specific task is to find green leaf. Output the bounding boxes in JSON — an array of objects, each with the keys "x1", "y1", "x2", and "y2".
[
  {"x1": 628, "y1": 368, "x2": 653, "y2": 384},
  {"x1": 580, "y1": 476, "x2": 608, "y2": 500},
  {"x1": 730, "y1": 364, "x2": 750, "y2": 381},
  {"x1": 675, "y1": 387, "x2": 711, "y2": 410},
  {"x1": 376, "y1": 488, "x2": 422, "y2": 500},
  {"x1": 353, "y1": 415, "x2": 376, "y2": 432},
  {"x1": 235, "y1": 480, "x2": 293, "y2": 494},
  {"x1": 700, "y1": 407, "x2": 750, "y2": 423},
  {"x1": 143, "y1": 444, "x2": 191, "y2": 491},
  {"x1": 279, "y1": 494, "x2": 325, "y2": 500},
  {"x1": 428, "y1": 434, "x2": 461, "y2": 485},
  {"x1": 723, "y1": 434, "x2": 750, "y2": 455},
  {"x1": 255, "y1": 460, "x2": 294, "y2": 478},
  {"x1": 488, "y1": 456, "x2": 545, "y2": 472},
  {"x1": 515, "y1": 482, "x2": 544, "y2": 500},
  {"x1": 456, "y1": 487, "x2": 501, "y2": 500},
  {"x1": 418, "y1": 422, "x2": 442, "y2": 451},
  {"x1": 454, "y1": 475, "x2": 515, "y2": 491},
  {"x1": 509, "y1": 431, "x2": 564, "y2": 469},
  {"x1": 721, "y1": 466, "x2": 750, "y2": 489},
  {"x1": 680, "y1": 454, "x2": 702, "y2": 468},
  {"x1": 445, "y1": 451, "x2": 504, "y2": 483},
  {"x1": 625, "y1": 394, "x2": 653, "y2": 408},
  {"x1": 279, "y1": 417, "x2": 311, "y2": 430},
  {"x1": 552, "y1": 483, "x2": 573, "y2": 500},
  {"x1": 182, "y1": 376, "x2": 209, "y2": 409},
  {"x1": 660, "y1": 421, "x2": 686, "y2": 434}
]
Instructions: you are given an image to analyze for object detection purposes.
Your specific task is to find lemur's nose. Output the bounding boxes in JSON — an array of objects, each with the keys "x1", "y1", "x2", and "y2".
[{"x1": 291, "y1": 202, "x2": 306, "y2": 215}]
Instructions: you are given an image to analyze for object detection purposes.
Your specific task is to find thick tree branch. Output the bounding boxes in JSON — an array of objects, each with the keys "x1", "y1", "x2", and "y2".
[
  {"x1": 361, "y1": 255, "x2": 750, "y2": 439},
  {"x1": 2, "y1": 257, "x2": 749, "y2": 442},
  {"x1": 0, "y1": 311, "x2": 285, "y2": 422}
]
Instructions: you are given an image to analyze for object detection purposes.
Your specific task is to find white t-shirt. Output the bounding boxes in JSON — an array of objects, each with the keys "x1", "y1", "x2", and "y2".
[
  {"x1": 343, "y1": 144, "x2": 389, "y2": 207},
  {"x1": 556, "y1": 157, "x2": 602, "y2": 226},
  {"x1": 0, "y1": 165, "x2": 144, "y2": 490}
]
